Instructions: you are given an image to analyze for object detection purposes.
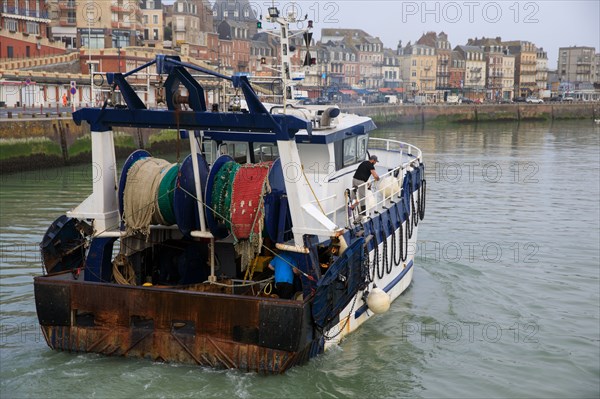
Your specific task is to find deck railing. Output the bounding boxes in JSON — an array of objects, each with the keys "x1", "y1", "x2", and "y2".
[{"x1": 319, "y1": 138, "x2": 422, "y2": 228}]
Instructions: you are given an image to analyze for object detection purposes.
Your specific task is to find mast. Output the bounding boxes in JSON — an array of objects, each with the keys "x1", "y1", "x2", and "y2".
[{"x1": 260, "y1": 5, "x2": 313, "y2": 112}]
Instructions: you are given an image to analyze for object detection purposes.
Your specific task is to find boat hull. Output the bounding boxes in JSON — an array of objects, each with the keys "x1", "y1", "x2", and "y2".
[{"x1": 34, "y1": 277, "x2": 321, "y2": 373}]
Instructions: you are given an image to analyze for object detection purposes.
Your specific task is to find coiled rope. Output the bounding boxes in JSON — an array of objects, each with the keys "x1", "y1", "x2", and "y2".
[{"x1": 123, "y1": 157, "x2": 176, "y2": 237}]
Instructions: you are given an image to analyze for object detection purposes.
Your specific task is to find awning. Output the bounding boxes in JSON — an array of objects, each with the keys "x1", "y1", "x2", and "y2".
[{"x1": 340, "y1": 89, "x2": 356, "y2": 95}]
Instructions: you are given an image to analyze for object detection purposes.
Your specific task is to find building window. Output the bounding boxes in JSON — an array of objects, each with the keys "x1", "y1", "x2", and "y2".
[
  {"x1": 81, "y1": 33, "x2": 104, "y2": 49},
  {"x1": 153, "y1": 29, "x2": 158, "y2": 40},
  {"x1": 153, "y1": 15, "x2": 158, "y2": 24},
  {"x1": 144, "y1": 15, "x2": 148, "y2": 24},
  {"x1": 26, "y1": 22, "x2": 40, "y2": 35},
  {"x1": 4, "y1": 19, "x2": 17, "y2": 32}
]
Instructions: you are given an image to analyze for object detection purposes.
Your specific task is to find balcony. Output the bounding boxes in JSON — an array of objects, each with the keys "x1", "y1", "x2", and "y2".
[
  {"x1": 112, "y1": 21, "x2": 133, "y2": 28},
  {"x1": 59, "y1": 18, "x2": 76, "y2": 27},
  {"x1": 58, "y1": 2, "x2": 76, "y2": 10},
  {"x1": 2, "y1": 6, "x2": 49, "y2": 20}
]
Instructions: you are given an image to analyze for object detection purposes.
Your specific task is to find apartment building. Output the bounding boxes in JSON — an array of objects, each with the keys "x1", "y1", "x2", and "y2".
[
  {"x1": 468, "y1": 37, "x2": 514, "y2": 100},
  {"x1": 455, "y1": 45, "x2": 486, "y2": 99},
  {"x1": 449, "y1": 50, "x2": 465, "y2": 91},
  {"x1": 321, "y1": 29, "x2": 384, "y2": 89},
  {"x1": 1, "y1": 0, "x2": 65, "y2": 58},
  {"x1": 557, "y1": 46, "x2": 596, "y2": 84},
  {"x1": 536, "y1": 47, "x2": 548, "y2": 95},
  {"x1": 382, "y1": 47, "x2": 401, "y2": 89},
  {"x1": 401, "y1": 42, "x2": 437, "y2": 98},
  {"x1": 503, "y1": 40, "x2": 537, "y2": 97},
  {"x1": 140, "y1": 0, "x2": 163, "y2": 47},
  {"x1": 416, "y1": 31, "x2": 451, "y2": 91}
]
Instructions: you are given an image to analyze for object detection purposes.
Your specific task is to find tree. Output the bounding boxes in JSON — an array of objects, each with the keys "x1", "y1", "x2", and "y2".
[{"x1": 164, "y1": 23, "x2": 172, "y2": 42}]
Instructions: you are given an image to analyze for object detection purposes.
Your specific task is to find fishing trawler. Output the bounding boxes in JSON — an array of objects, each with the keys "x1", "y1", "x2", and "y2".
[{"x1": 34, "y1": 8, "x2": 425, "y2": 373}]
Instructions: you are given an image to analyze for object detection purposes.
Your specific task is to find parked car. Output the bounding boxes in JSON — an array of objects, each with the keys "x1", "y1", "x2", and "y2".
[
  {"x1": 513, "y1": 96, "x2": 526, "y2": 103},
  {"x1": 473, "y1": 98, "x2": 483, "y2": 104},
  {"x1": 499, "y1": 98, "x2": 513, "y2": 104},
  {"x1": 461, "y1": 98, "x2": 474, "y2": 104},
  {"x1": 562, "y1": 96, "x2": 574, "y2": 102},
  {"x1": 548, "y1": 96, "x2": 562, "y2": 102},
  {"x1": 526, "y1": 96, "x2": 543, "y2": 104}
]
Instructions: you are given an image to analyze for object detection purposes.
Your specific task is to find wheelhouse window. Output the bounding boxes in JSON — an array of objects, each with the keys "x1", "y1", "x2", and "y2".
[
  {"x1": 357, "y1": 135, "x2": 367, "y2": 161},
  {"x1": 254, "y1": 143, "x2": 278, "y2": 162},
  {"x1": 337, "y1": 135, "x2": 368, "y2": 169},
  {"x1": 343, "y1": 137, "x2": 357, "y2": 166}
]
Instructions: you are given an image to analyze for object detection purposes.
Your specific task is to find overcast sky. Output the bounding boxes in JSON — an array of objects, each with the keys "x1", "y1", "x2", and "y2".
[{"x1": 187, "y1": 1, "x2": 600, "y2": 67}]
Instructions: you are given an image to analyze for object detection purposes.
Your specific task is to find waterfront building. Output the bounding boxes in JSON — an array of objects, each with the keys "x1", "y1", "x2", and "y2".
[
  {"x1": 416, "y1": 31, "x2": 451, "y2": 97},
  {"x1": 140, "y1": 0, "x2": 164, "y2": 48},
  {"x1": 448, "y1": 50, "x2": 465, "y2": 93},
  {"x1": 249, "y1": 32, "x2": 277, "y2": 77},
  {"x1": 382, "y1": 48, "x2": 401, "y2": 89},
  {"x1": 503, "y1": 40, "x2": 537, "y2": 97},
  {"x1": 536, "y1": 47, "x2": 549, "y2": 97},
  {"x1": 46, "y1": 0, "x2": 76, "y2": 49},
  {"x1": 454, "y1": 45, "x2": 486, "y2": 100},
  {"x1": 169, "y1": 0, "x2": 213, "y2": 57},
  {"x1": 468, "y1": 37, "x2": 515, "y2": 101},
  {"x1": 595, "y1": 53, "x2": 600, "y2": 83},
  {"x1": 216, "y1": 19, "x2": 250, "y2": 73},
  {"x1": 557, "y1": 46, "x2": 597, "y2": 85},
  {"x1": 75, "y1": 0, "x2": 142, "y2": 50},
  {"x1": 501, "y1": 53, "x2": 516, "y2": 100},
  {"x1": 400, "y1": 42, "x2": 437, "y2": 100},
  {"x1": 1, "y1": 0, "x2": 65, "y2": 58},
  {"x1": 212, "y1": 0, "x2": 258, "y2": 38},
  {"x1": 321, "y1": 29, "x2": 384, "y2": 89}
]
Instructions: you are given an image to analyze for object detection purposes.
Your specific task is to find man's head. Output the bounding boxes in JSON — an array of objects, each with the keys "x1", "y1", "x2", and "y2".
[{"x1": 369, "y1": 155, "x2": 378, "y2": 164}]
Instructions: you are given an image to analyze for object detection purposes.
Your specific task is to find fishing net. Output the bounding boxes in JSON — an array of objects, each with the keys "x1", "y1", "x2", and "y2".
[
  {"x1": 212, "y1": 161, "x2": 240, "y2": 229},
  {"x1": 230, "y1": 162, "x2": 272, "y2": 270},
  {"x1": 123, "y1": 157, "x2": 174, "y2": 237}
]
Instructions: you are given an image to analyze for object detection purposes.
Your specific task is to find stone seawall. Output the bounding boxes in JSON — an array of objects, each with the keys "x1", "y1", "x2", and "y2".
[
  {"x1": 340, "y1": 103, "x2": 600, "y2": 126},
  {"x1": 1, "y1": 103, "x2": 598, "y2": 174},
  {"x1": 0, "y1": 119, "x2": 178, "y2": 174}
]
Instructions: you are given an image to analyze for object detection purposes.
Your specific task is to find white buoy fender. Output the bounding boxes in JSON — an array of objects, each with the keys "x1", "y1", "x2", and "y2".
[{"x1": 366, "y1": 287, "x2": 391, "y2": 314}]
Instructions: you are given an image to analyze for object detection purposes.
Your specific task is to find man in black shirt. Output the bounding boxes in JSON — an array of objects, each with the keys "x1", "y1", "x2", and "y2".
[{"x1": 352, "y1": 155, "x2": 380, "y2": 214}]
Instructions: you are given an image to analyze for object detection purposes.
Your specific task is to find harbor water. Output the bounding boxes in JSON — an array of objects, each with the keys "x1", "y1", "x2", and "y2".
[{"x1": 1, "y1": 120, "x2": 599, "y2": 398}]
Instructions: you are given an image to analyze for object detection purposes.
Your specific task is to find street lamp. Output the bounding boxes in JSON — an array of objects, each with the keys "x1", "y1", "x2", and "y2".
[{"x1": 207, "y1": 46, "x2": 223, "y2": 108}]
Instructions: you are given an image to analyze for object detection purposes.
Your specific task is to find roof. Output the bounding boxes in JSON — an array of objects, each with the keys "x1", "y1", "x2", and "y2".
[{"x1": 456, "y1": 45, "x2": 483, "y2": 53}]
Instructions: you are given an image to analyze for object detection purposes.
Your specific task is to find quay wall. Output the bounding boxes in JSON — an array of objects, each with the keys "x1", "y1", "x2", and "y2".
[
  {"x1": 0, "y1": 103, "x2": 598, "y2": 174},
  {"x1": 340, "y1": 103, "x2": 599, "y2": 126},
  {"x1": 0, "y1": 117, "x2": 177, "y2": 174}
]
